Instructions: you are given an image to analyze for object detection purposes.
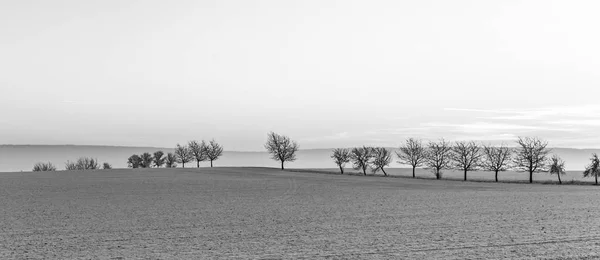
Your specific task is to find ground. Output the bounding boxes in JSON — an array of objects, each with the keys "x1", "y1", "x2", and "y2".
[{"x1": 1, "y1": 167, "x2": 599, "y2": 259}]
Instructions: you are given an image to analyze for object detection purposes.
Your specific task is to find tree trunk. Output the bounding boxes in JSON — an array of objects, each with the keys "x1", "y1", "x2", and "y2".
[
  {"x1": 197, "y1": 161, "x2": 200, "y2": 168},
  {"x1": 182, "y1": 162, "x2": 185, "y2": 168},
  {"x1": 281, "y1": 161, "x2": 284, "y2": 170},
  {"x1": 529, "y1": 171, "x2": 533, "y2": 183},
  {"x1": 339, "y1": 166, "x2": 344, "y2": 174},
  {"x1": 495, "y1": 170, "x2": 498, "y2": 182},
  {"x1": 596, "y1": 174, "x2": 598, "y2": 185},
  {"x1": 382, "y1": 168, "x2": 387, "y2": 176},
  {"x1": 210, "y1": 160, "x2": 213, "y2": 167},
  {"x1": 464, "y1": 169, "x2": 467, "y2": 181},
  {"x1": 436, "y1": 169, "x2": 440, "y2": 179},
  {"x1": 557, "y1": 173, "x2": 562, "y2": 184},
  {"x1": 363, "y1": 166, "x2": 367, "y2": 175},
  {"x1": 412, "y1": 167, "x2": 415, "y2": 178}
]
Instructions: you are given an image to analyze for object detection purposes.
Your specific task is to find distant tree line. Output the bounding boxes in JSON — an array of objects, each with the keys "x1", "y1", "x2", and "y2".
[
  {"x1": 28, "y1": 132, "x2": 600, "y2": 186},
  {"x1": 326, "y1": 136, "x2": 600, "y2": 185},
  {"x1": 127, "y1": 139, "x2": 224, "y2": 169}
]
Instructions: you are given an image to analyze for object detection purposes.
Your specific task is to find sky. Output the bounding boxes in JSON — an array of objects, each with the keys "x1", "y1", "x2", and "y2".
[{"x1": 1, "y1": 0, "x2": 599, "y2": 151}]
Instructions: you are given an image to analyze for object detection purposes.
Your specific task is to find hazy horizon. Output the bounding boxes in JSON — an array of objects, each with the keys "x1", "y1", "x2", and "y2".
[
  {"x1": 2, "y1": 1, "x2": 600, "y2": 150},
  {"x1": 1, "y1": 144, "x2": 598, "y2": 172}
]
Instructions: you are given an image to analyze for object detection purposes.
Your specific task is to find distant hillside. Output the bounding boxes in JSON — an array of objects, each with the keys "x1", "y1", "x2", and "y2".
[{"x1": 0, "y1": 145, "x2": 597, "y2": 172}]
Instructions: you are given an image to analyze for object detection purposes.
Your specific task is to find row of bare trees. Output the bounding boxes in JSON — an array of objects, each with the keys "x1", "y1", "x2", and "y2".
[
  {"x1": 330, "y1": 137, "x2": 600, "y2": 184},
  {"x1": 172, "y1": 139, "x2": 224, "y2": 168},
  {"x1": 126, "y1": 140, "x2": 224, "y2": 169},
  {"x1": 127, "y1": 151, "x2": 177, "y2": 168}
]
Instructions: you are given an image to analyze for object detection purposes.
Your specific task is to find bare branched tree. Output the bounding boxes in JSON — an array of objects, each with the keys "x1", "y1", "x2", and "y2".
[
  {"x1": 331, "y1": 148, "x2": 351, "y2": 174},
  {"x1": 206, "y1": 139, "x2": 224, "y2": 167},
  {"x1": 513, "y1": 137, "x2": 551, "y2": 183},
  {"x1": 153, "y1": 151, "x2": 165, "y2": 168},
  {"x1": 189, "y1": 140, "x2": 208, "y2": 168},
  {"x1": 350, "y1": 146, "x2": 374, "y2": 175},
  {"x1": 583, "y1": 153, "x2": 600, "y2": 185},
  {"x1": 482, "y1": 144, "x2": 512, "y2": 182},
  {"x1": 549, "y1": 155, "x2": 566, "y2": 184},
  {"x1": 175, "y1": 144, "x2": 194, "y2": 168},
  {"x1": 371, "y1": 147, "x2": 393, "y2": 176},
  {"x1": 264, "y1": 132, "x2": 299, "y2": 170},
  {"x1": 426, "y1": 139, "x2": 452, "y2": 180},
  {"x1": 140, "y1": 152, "x2": 154, "y2": 168},
  {"x1": 33, "y1": 162, "x2": 56, "y2": 172},
  {"x1": 451, "y1": 141, "x2": 483, "y2": 181},
  {"x1": 127, "y1": 154, "x2": 142, "y2": 168},
  {"x1": 396, "y1": 138, "x2": 427, "y2": 178},
  {"x1": 165, "y1": 152, "x2": 177, "y2": 168}
]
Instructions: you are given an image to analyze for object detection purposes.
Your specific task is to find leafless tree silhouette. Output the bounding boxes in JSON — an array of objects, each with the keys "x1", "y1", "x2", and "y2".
[
  {"x1": 165, "y1": 153, "x2": 177, "y2": 168},
  {"x1": 451, "y1": 141, "x2": 483, "y2": 181},
  {"x1": 514, "y1": 137, "x2": 550, "y2": 183},
  {"x1": 482, "y1": 144, "x2": 512, "y2": 182},
  {"x1": 396, "y1": 138, "x2": 426, "y2": 178},
  {"x1": 350, "y1": 146, "x2": 374, "y2": 175},
  {"x1": 264, "y1": 132, "x2": 299, "y2": 170},
  {"x1": 331, "y1": 148, "x2": 351, "y2": 174},
  {"x1": 549, "y1": 155, "x2": 566, "y2": 184},
  {"x1": 127, "y1": 154, "x2": 142, "y2": 168},
  {"x1": 583, "y1": 153, "x2": 600, "y2": 185},
  {"x1": 175, "y1": 144, "x2": 194, "y2": 168},
  {"x1": 206, "y1": 139, "x2": 224, "y2": 167},
  {"x1": 371, "y1": 147, "x2": 393, "y2": 176},
  {"x1": 426, "y1": 139, "x2": 452, "y2": 180},
  {"x1": 153, "y1": 151, "x2": 165, "y2": 168},
  {"x1": 189, "y1": 140, "x2": 208, "y2": 168}
]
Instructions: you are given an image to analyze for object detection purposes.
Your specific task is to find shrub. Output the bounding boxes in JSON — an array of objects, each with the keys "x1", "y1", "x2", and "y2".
[
  {"x1": 33, "y1": 162, "x2": 57, "y2": 172},
  {"x1": 65, "y1": 157, "x2": 99, "y2": 170},
  {"x1": 103, "y1": 162, "x2": 112, "y2": 170}
]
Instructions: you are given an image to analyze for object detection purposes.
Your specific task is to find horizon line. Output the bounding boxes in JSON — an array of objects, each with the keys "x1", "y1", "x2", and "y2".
[{"x1": 2, "y1": 144, "x2": 600, "y2": 151}]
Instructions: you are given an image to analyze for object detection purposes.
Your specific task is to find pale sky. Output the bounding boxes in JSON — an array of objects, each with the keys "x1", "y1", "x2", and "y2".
[{"x1": 1, "y1": 0, "x2": 599, "y2": 150}]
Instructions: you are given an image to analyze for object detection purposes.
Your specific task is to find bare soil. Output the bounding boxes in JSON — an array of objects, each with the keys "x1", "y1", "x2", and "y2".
[{"x1": 1, "y1": 167, "x2": 599, "y2": 259}]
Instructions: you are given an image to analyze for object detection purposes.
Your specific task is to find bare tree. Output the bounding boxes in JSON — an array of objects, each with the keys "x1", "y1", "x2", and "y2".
[
  {"x1": 206, "y1": 139, "x2": 224, "y2": 167},
  {"x1": 264, "y1": 132, "x2": 299, "y2": 170},
  {"x1": 396, "y1": 138, "x2": 427, "y2": 178},
  {"x1": 127, "y1": 154, "x2": 142, "y2": 168},
  {"x1": 33, "y1": 162, "x2": 56, "y2": 172},
  {"x1": 153, "y1": 151, "x2": 165, "y2": 168},
  {"x1": 583, "y1": 153, "x2": 600, "y2": 185},
  {"x1": 165, "y1": 152, "x2": 177, "y2": 168},
  {"x1": 175, "y1": 144, "x2": 194, "y2": 168},
  {"x1": 482, "y1": 144, "x2": 512, "y2": 182},
  {"x1": 371, "y1": 147, "x2": 393, "y2": 176},
  {"x1": 331, "y1": 148, "x2": 351, "y2": 174},
  {"x1": 451, "y1": 141, "x2": 483, "y2": 181},
  {"x1": 350, "y1": 146, "x2": 374, "y2": 175},
  {"x1": 549, "y1": 155, "x2": 566, "y2": 184},
  {"x1": 140, "y1": 153, "x2": 153, "y2": 168},
  {"x1": 189, "y1": 140, "x2": 208, "y2": 168},
  {"x1": 426, "y1": 139, "x2": 452, "y2": 180},
  {"x1": 513, "y1": 137, "x2": 551, "y2": 183}
]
